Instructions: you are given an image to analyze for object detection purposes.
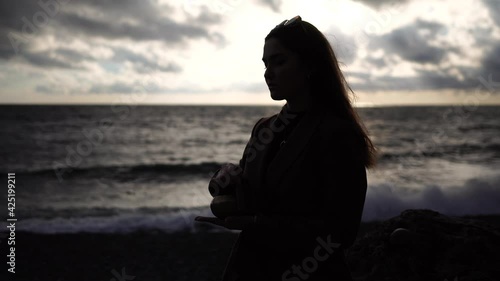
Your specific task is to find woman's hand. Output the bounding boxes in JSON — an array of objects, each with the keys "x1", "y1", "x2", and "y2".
[
  {"x1": 195, "y1": 215, "x2": 255, "y2": 230},
  {"x1": 209, "y1": 163, "x2": 243, "y2": 196}
]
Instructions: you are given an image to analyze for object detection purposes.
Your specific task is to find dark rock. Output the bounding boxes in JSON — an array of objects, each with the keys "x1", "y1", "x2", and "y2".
[
  {"x1": 347, "y1": 209, "x2": 500, "y2": 281},
  {"x1": 389, "y1": 228, "x2": 414, "y2": 246}
]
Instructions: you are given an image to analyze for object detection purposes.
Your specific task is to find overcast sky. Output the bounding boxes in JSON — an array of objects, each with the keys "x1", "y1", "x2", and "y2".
[{"x1": 1, "y1": 0, "x2": 499, "y2": 106}]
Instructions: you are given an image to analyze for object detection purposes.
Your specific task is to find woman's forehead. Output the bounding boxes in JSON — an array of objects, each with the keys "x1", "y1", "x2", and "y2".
[{"x1": 262, "y1": 38, "x2": 290, "y2": 60}]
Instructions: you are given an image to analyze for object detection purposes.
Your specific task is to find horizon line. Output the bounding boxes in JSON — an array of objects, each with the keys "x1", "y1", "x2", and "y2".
[{"x1": 1, "y1": 102, "x2": 500, "y2": 107}]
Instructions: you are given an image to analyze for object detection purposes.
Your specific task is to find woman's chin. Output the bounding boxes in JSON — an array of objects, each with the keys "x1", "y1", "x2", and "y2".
[{"x1": 270, "y1": 91, "x2": 285, "y2": 100}]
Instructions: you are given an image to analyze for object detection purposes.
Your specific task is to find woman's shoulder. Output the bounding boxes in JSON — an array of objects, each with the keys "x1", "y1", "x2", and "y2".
[
  {"x1": 253, "y1": 113, "x2": 279, "y2": 128},
  {"x1": 252, "y1": 111, "x2": 359, "y2": 137},
  {"x1": 248, "y1": 114, "x2": 278, "y2": 136},
  {"x1": 260, "y1": 114, "x2": 278, "y2": 124}
]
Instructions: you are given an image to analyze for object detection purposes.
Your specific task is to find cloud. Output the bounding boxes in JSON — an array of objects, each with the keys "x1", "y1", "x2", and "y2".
[
  {"x1": 258, "y1": 0, "x2": 282, "y2": 12},
  {"x1": 326, "y1": 27, "x2": 358, "y2": 65},
  {"x1": 414, "y1": 69, "x2": 471, "y2": 90},
  {"x1": 1, "y1": 44, "x2": 182, "y2": 74},
  {"x1": 481, "y1": 43, "x2": 500, "y2": 80},
  {"x1": 110, "y1": 48, "x2": 181, "y2": 74},
  {"x1": 365, "y1": 56, "x2": 387, "y2": 68},
  {"x1": 2, "y1": 0, "x2": 499, "y2": 100},
  {"x1": 21, "y1": 50, "x2": 77, "y2": 69},
  {"x1": 351, "y1": 0, "x2": 410, "y2": 9},
  {"x1": 35, "y1": 84, "x2": 56, "y2": 94},
  {"x1": 350, "y1": 18, "x2": 499, "y2": 92},
  {"x1": 0, "y1": 0, "x2": 225, "y2": 59},
  {"x1": 369, "y1": 20, "x2": 448, "y2": 64},
  {"x1": 0, "y1": 1, "x2": 42, "y2": 31},
  {"x1": 0, "y1": 0, "x2": 221, "y2": 75},
  {"x1": 348, "y1": 1, "x2": 500, "y2": 93},
  {"x1": 483, "y1": 0, "x2": 500, "y2": 26},
  {"x1": 35, "y1": 77, "x2": 223, "y2": 95},
  {"x1": 36, "y1": 80, "x2": 168, "y2": 95},
  {"x1": 349, "y1": 75, "x2": 424, "y2": 92},
  {"x1": 88, "y1": 82, "x2": 156, "y2": 95},
  {"x1": 57, "y1": 0, "x2": 224, "y2": 44},
  {"x1": 414, "y1": 36, "x2": 500, "y2": 91},
  {"x1": 56, "y1": 11, "x2": 208, "y2": 43}
]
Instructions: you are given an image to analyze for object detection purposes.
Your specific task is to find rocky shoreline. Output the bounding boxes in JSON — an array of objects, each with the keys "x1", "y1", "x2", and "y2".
[
  {"x1": 348, "y1": 209, "x2": 500, "y2": 281},
  {"x1": 2, "y1": 209, "x2": 499, "y2": 281}
]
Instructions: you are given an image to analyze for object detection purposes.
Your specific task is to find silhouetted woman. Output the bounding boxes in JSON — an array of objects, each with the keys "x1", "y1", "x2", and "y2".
[{"x1": 196, "y1": 15, "x2": 376, "y2": 281}]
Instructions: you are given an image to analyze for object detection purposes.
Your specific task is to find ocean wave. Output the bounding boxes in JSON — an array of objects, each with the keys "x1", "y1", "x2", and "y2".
[
  {"x1": 363, "y1": 174, "x2": 500, "y2": 221},
  {"x1": 458, "y1": 123, "x2": 500, "y2": 132},
  {"x1": 4, "y1": 174, "x2": 500, "y2": 234},
  {"x1": 20, "y1": 162, "x2": 224, "y2": 180},
  {"x1": 0, "y1": 206, "x2": 225, "y2": 234},
  {"x1": 10, "y1": 206, "x2": 192, "y2": 220},
  {"x1": 379, "y1": 143, "x2": 500, "y2": 162}
]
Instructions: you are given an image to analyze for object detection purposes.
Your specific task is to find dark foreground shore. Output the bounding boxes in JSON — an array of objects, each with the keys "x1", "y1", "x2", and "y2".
[
  {"x1": 2, "y1": 230, "x2": 239, "y2": 281},
  {"x1": 2, "y1": 211, "x2": 499, "y2": 281}
]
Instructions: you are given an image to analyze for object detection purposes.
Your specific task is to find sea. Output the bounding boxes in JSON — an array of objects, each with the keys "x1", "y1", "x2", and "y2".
[{"x1": 0, "y1": 105, "x2": 499, "y2": 234}]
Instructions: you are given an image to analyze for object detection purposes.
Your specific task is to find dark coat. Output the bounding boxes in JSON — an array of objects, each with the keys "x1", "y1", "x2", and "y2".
[{"x1": 222, "y1": 106, "x2": 368, "y2": 281}]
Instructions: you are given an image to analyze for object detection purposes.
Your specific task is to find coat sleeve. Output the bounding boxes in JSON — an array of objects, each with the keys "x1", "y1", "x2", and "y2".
[
  {"x1": 250, "y1": 127, "x2": 368, "y2": 248},
  {"x1": 234, "y1": 117, "x2": 271, "y2": 213},
  {"x1": 238, "y1": 117, "x2": 266, "y2": 170}
]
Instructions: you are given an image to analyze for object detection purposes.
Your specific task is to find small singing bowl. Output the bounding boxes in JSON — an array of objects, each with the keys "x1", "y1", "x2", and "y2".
[{"x1": 210, "y1": 195, "x2": 238, "y2": 219}]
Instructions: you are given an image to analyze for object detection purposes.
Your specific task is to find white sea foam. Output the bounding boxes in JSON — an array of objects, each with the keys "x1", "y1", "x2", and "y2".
[
  {"x1": 0, "y1": 207, "x2": 226, "y2": 234},
  {"x1": 363, "y1": 174, "x2": 500, "y2": 221}
]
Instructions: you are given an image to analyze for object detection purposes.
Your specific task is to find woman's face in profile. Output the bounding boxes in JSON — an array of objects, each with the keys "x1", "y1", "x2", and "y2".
[{"x1": 262, "y1": 37, "x2": 309, "y2": 101}]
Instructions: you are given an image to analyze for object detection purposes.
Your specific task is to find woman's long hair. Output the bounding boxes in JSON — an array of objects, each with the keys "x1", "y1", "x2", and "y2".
[{"x1": 266, "y1": 19, "x2": 377, "y2": 168}]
